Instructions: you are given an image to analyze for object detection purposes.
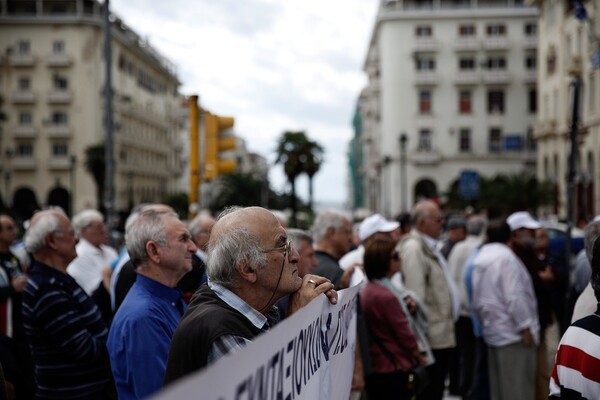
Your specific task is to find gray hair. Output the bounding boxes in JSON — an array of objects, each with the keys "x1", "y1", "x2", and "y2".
[
  {"x1": 126, "y1": 210, "x2": 178, "y2": 267},
  {"x1": 584, "y1": 220, "x2": 600, "y2": 261},
  {"x1": 467, "y1": 215, "x2": 488, "y2": 236},
  {"x1": 311, "y1": 209, "x2": 351, "y2": 242},
  {"x1": 207, "y1": 228, "x2": 267, "y2": 287},
  {"x1": 287, "y1": 228, "x2": 313, "y2": 251},
  {"x1": 72, "y1": 209, "x2": 104, "y2": 237},
  {"x1": 24, "y1": 211, "x2": 63, "y2": 254},
  {"x1": 189, "y1": 213, "x2": 214, "y2": 237}
]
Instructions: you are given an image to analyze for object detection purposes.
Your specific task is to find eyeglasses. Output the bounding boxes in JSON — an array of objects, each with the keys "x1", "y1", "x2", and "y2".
[
  {"x1": 261, "y1": 240, "x2": 293, "y2": 258},
  {"x1": 427, "y1": 215, "x2": 444, "y2": 223}
]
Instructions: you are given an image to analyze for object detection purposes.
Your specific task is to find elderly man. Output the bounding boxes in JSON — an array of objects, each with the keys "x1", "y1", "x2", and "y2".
[
  {"x1": 22, "y1": 209, "x2": 112, "y2": 399},
  {"x1": 164, "y1": 207, "x2": 337, "y2": 384},
  {"x1": 107, "y1": 209, "x2": 197, "y2": 399},
  {"x1": 67, "y1": 209, "x2": 118, "y2": 295},
  {"x1": 312, "y1": 209, "x2": 354, "y2": 289},
  {"x1": 398, "y1": 200, "x2": 459, "y2": 400}
]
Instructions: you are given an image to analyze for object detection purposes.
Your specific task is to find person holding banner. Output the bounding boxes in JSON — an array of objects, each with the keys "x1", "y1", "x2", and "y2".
[
  {"x1": 164, "y1": 206, "x2": 338, "y2": 385},
  {"x1": 361, "y1": 238, "x2": 428, "y2": 399}
]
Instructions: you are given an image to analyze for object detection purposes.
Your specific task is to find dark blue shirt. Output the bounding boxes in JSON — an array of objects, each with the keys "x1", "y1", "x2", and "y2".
[
  {"x1": 107, "y1": 274, "x2": 185, "y2": 400},
  {"x1": 22, "y1": 262, "x2": 111, "y2": 399}
]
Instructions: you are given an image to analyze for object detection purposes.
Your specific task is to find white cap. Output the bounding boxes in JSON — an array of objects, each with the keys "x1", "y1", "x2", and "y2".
[
  {"x1": 358, "y1": 214, "x2": 400, "y2": 241},
  {"x1": 593, "y1": 215, "x2": 600, "y2": 223},
  {"x1": 507, "y1": 211, "x2": 541, "y2": 231}
]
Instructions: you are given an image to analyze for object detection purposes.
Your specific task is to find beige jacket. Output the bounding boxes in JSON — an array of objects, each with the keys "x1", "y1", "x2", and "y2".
[{"x1": 398, "y1": 230, "x2": 456, "y2": 349}]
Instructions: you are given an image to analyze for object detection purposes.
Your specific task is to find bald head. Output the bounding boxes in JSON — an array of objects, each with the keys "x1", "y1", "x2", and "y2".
[{"x1": 211, "y1": 207, "x2": 281, "y2": 249}]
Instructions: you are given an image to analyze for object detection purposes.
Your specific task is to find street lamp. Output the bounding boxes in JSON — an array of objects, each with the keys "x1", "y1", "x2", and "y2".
[
  {"x1": 382, "y1": 155, "x2": 392, "y2": 217},
  {"x1": 69, "y1": 154, "x2": 77, "y2": 216},
  {"x1": 399, "y1": 132, "x2": 408, "y2": 212},
  {"x1": 4, "y1": 149, "x2": 13, "y2": 209}
]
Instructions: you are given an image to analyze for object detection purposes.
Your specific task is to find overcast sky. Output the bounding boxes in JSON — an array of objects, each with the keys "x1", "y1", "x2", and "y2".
[{"x1": 110, "y1": 0, "x2": 378, "y2": 208}]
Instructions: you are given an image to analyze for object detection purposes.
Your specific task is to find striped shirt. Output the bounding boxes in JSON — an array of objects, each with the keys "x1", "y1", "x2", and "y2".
[
  {"x1": 22, "y1": 262, "x2": 111, "y2": 399},
  {"x1": 550, "y1": 306, "x2": 600, "y2": 399}
]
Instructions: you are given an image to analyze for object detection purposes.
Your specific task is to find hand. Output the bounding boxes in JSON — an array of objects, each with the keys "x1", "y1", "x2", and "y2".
[
  {"x1": 521, "y1": 328, "x2": 534, "y2": 347},
  {"x1": 288, "y1": 274, "x2": 337, "y2": 316},
  {"x1": 404, "y1": 296, "x2": 417, "y2": 314},
  {"x1": 101, "y1": 266, "x2": 112, "y2": 292},
  {"x1": 339, "y1": 263, "x2": 361, "y2": 289},
  {"x1": 538, "y1": 265, "x2": 554, "y2": 282},
  {"x1": 11, "y1": 276, "x2": 27, "y2": 293}
]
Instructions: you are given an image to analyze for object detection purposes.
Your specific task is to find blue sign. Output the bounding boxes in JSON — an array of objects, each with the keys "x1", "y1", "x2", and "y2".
[
  {"x1": 504, "y1": 135, "x2": 523, "y2": 151},
  {"x1": 459, "y1": 170, "x2": 480, "y2": 200}
]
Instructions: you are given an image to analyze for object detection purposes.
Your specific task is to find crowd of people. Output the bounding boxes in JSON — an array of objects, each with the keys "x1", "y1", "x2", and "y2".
[{"x1": 0, "y1": 201, "x2": 599, "y2": 400}]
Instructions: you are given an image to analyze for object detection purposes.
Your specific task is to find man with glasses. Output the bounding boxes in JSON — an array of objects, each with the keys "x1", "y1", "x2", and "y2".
[
  {"x1": 164, "y1": 206, "x2": 338, "y2": 384},
  {"x1": 22, "y1": 209, "x2": 113, "y2": 399},
  {"x1": 398, "y1": 200, "x2": 460, "y2": 400}
]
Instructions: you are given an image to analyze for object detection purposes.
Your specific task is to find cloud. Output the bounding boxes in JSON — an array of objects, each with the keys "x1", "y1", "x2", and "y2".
[{"x1": 111, "y1": 0, "x2": 378, "y2": 206}]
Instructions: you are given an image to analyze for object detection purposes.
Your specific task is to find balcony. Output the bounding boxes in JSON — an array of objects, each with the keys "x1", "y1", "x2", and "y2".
[
  {"x1": 523, "y1": 36, "x2": 537, "y2": 49},
  {"x1": 47, "y1": 90, "x2": 72, "y2": 104},
  {"x1": 11, "y1": 90, "x2": 36, "y2": 104},
  {"x1": 483, "y1": 36, "x2": 509, "y2": 50},
  {"x1": 45, "y1": 124, "x2": 71, "y2": 138},
  {"x1": 411, "y1": 149, "x2": 442, "y2": 165},
  {"x1": 482, "y1": 70, "x2": 511, "y2": 84},
  {"x1": 414, "y1": 38, "x2": 439, "y2": 52},
  {"x1": 11, "y1": 157, "x2": 37, "y2": 170},
  {"x1": 524, "y1": 70, "x2": 537, "y2": 83},
  {"x1": 414, "y1": 71, "x2": 440, "y2": 85},
  {"x1": 48, "y1": 157, "x2": 72, "y2": 171},
  {"x1": 454, "y1": 71, "x2": 480, "y2": 85},
  {"x1": 567, "y1": 56, "x2": 583, "y2": 76},
  {"x1": 453, "y1": 38, "x2": 480, "y2": 51},
  {"x1": 11, "y1": 125, "x2": 37, "y2": 138},
  {"x1": 45, "y1": 54, "x2": 73, "y2": 67},
  {"x1": 9, "y1": 54, "x2": 36, "y2": 67},
  {"x1": 534, "y1": 119, "x2": 558, "y2": 137}
]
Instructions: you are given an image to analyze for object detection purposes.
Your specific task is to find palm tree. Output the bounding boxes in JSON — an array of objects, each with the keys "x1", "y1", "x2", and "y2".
[
  {"x1": 275, "y1": 131, "x2": 312, "y2": 226},
  {"x1": 304, "y1": 139, "x2": 324, "y2": 211},
  {"x1": 84, "y1": 143, "x2": 105, "y2": 210}
]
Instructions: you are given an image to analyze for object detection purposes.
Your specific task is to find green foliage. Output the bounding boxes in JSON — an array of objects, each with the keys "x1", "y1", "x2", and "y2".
[
  {"x1": 445, "y1": 173, "x2": 554, "y2": 218},
  {"x1": 165, "y1": 192, "x2": 189, "y2": 219}
]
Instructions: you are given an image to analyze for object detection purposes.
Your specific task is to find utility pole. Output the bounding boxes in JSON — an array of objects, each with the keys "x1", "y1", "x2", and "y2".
[{"x1": 103, "y1": 0, "x2": 115, "y2": 236}]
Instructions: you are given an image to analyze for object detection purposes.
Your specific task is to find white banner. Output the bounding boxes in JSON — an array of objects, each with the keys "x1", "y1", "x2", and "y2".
[{"x1": 153, "y1": 284, "x2": 361, "y2": 400}]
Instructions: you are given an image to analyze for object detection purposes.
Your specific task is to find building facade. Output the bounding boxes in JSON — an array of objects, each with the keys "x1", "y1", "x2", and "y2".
[
  {"x1": 0, "y1": 0, "x2": 182, "y2": 221},
  {"x1": 356, "y1": 0, "x2": 539, "y2": 217},
  {"x1": 533, "y1": 0, "x2": 600, "y2": 221}
]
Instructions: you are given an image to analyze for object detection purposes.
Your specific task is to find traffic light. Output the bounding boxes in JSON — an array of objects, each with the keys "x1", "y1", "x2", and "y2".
[{"x1": 203, "y1": 112, "x2": 237, "y2": 181}]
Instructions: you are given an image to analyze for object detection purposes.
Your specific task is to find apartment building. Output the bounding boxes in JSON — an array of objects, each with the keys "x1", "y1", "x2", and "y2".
[
  {"x1": 532, "y1": 0, "x2": 600, "y2": 221},
  {"x1": 356, "y1": 0, "x2": 539, "y2": 217},
  {"x1": 0, "y1": 0, "x2": 182, "y2": 220}
]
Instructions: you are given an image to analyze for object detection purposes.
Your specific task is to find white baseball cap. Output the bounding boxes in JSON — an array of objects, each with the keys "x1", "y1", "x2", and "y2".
[
  {"x1": 358, "y1": 214, "x2": 400, "y2": 241},
  {"x1": 506, "y1": 211, "x2": 541, "y2": 231}
]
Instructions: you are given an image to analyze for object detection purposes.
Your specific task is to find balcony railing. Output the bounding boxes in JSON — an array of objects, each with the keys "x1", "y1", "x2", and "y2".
[
  {"x1": 45, "y1": 124, "x2": 71, "y2": 138},
  {"x1": 483, "y1": 36, "x2": 509, "y2": 50},
  {"x1": 454, "y1": 70, "x2": 480, "y2": 85},
  {"x1": 414, "y1": 38, "x2": 439, "y2": 52},
  {"x1": 453, "y1": 38, "x2": 480, "y2": 51},
  {"x1": 523, "y1": 36, "x2": 537, "y2": 49},
  {"x1": 411, "y1": 149, "x2": 442, "y2": 165},
  {"x1": 524, "y1": 70, "x2": 536, "y2": 83},
  {"x1": 11, "y1": 91, "x2": 36, "y2": 104},
  {"x1": 11, "y1": 157, "x2": 37, "y2": 170},
  {"x1": 482, "y1": 70, "x2": 511, "y2": 84},
  {"x1": 414, "y1": 71, "x2": 440, "y2": 85},
  {"x1": 45, "y1": 54, "x2": 73, "y2": 67},
  {"x1": 11, "y1": 125, "x2": 37, "y2": 138},
  {"x1": 48, "y1": 157, "x2": 72, "y2": 170},
  {"x1": 9, "y1": 54, "x2": 36, "y2": 67},
  {"x1": 47, "y1": 90, "x2": 72, "y2": 104}
]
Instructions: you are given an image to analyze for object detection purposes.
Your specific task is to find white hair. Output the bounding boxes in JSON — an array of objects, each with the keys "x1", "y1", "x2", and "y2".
[
  {"x1": 311, "y1": 209, "x2": 351, "y2": 242},
  {"x1": 72, "y1": 209, "x2": 104, "y2": 237},
  {"x1": 24, "y1": 212, "x2": 62, "y2": 254}
]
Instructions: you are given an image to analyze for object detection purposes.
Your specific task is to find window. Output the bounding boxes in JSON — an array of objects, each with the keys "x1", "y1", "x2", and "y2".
[
  {"x1": 17, "y1": 40, "x2": 30, "y2": 55},
  {"x1": 525, "y1": 53, "x2": 536, "y2": 70},
  {"x1": 459, "y1": 57, "x2": 476, "y2": 70},
  {"x1": 18, "y1": 77, "x2": 30, "y2": 90},
  {"x1": 16, "y1": 143, "x2": 33, "y2": 156},
  {"x1": 459, "y1": 24, "x2": 476, "y2": 36},
  {"x1": 53, "y1": 75, "x2": 68, "y2": 90},
  {"x1": 459, "y1": 90, "x2": 472, "y2": 114},
  {"x1": 415, "y1": 25, "x2": 432, "y2": 37},
  {"x1": 415, "y1": 57, "x2": 436, "y2": 71},
  {"x1": 486, "y1": 24, "x2": 506, "y2": 36},
  {"x1": 51, "y1": 112, "x2": 68, "y2": 124},
  {"x1": 459, "y1": 128, "x2": 471, "y2": 152},
  {"x1": 486, "y1": 56, "x2": 507, "y2": 70},
  {"x1": 524, "y1": 22, "x2": 537, "y2": 36},
  {"x1": 528, "y1": 88, "x2": 537, "y2": 113},
  {"x1": 487, "y1": 90, "x2": 505, "y2": 114},
  {"x1": 19, "y1": 112, "x2": 32, "y2": 125},
  {"x1": 52, "y1": 143, "x2": 68, "y2": 156},
  {"x1": 489, "y1": 128, "x2": 502, "y2": 152},
  {"x1": 547, "y1": 46, "x2": 557, "y2": 75},
  {"x1": 418, "y1": 129, "x2": 432, "y2": 151},
  {"x1": 419, "y1": 90, "x2": 432, "y2": 114},
  {"x1": 52, "y1": 40, "x2": 64, "y2": 54},
  {"x1": 525, "y1": 127, "x2": 536, "y2": 151}
]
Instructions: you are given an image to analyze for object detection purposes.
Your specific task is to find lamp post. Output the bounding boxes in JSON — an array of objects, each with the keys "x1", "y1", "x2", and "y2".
[
  {"x1": 69, "y1": 154, "x2": 77, "y2": 215},
  {"x1": 4, "y1": 149, "x2": 13, "y2": 209},
  {"x1": 382, "y1": 155, "x2": 392, "y2": 217},
  {"x1": 399, "y1": 132, "x2": 408, "y2": 212}
]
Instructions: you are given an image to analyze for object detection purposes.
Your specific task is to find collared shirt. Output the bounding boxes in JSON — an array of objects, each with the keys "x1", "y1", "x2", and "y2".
[
  {"x1": 22, "y1": 262, "x2": 111, "y2": 399},
  {"x1": 107, "y1": 275, "x2": 185, "y2": 400},
  {"x1": 207, "y1": 281, "x2": 268, "y2": 364},
  {"x1": 472, "y1": 242, "x2": 540, "y2": 347},
  {"x1": 67, "y1": 238, "x2": 118, "y2": 295}
]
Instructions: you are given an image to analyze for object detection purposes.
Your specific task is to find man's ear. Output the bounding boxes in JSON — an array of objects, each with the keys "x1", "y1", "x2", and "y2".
[
  {"x1": 145, "y1": 241, "x2": 161, "y2": 264},
  {"x1": 325, "y1": 226, "x2": 336, "y2": 238},
  {"x1": 45, "y1": 233, "x2": 58, "y2": 250},
  {"x1": 236, "y1": 262, "x2": 257, "y2": 283}
]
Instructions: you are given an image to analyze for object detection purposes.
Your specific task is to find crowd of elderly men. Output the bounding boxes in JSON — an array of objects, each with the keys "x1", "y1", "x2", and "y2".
[{"x1": 0, "y1": 201, "x2": 599, "y2": 399}]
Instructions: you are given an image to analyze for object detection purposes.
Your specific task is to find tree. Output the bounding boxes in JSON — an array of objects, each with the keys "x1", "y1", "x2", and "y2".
[
  {"x1": 84, "y1": 143, "x2": 105, "y2": 210},
  {"x1": 274, "y1": 131, "x2": 315, "y2": 226},
  {"x1": 304, "y1": 139, "x2": 324, "y2": 211}
]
